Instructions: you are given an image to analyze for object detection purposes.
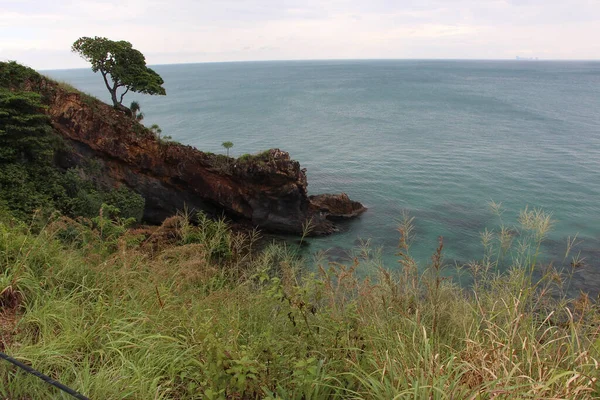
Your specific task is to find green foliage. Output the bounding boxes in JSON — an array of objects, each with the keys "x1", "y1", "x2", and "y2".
[
  {"x1": 61, "y1": 168, "x2": 145, "y2": 222},
  {"x1": 0, "y1": 61, "x2": 145, "y2": 224},
  {"x1": 104, "y1": 187, "x2": 145, "y2": 222},
  {"x1": 0, "y1": 59, "x2": 597, "y2": 397},
  {"x1": 221, "y1": 141, "x2": 234, "y2": 157},
  {"x1": 127, "y1": 102, "x2": 173, "y2": 142},
  {"x1": 0, "y1": 90, "x2": 53, "y2": 162},
  {"x1": 61, "y1": 169, "x2": 103, "y2": 218},
  {"x1": 177, "y1": 210, "x2": 233, "y2": 261},
  {"x1": 0, "y1": 201, "x2": 13, "y2": 222},
  {"x1": 72, "y1": 37, "x2": 166, "y2": 109},
  {"x1": 0, "y1": 88, "x2": 68, "y2": 220},
  {"x1": 129, "y1": 100, "x2": 144, "y2": 121},
  {"x1": 0, "y1": 208, "x2": 597, "y2": 399},
  {"x1": 150, "y1": 124, "x2": 161, "y2": 135},
  {"x1": 0, "y1": 63, "x2": 144, "y2": 224},
  {"x1": 0, "y1": 61, "x2": 41, "y2": 90},
  {"x1": 92, "y1": 203, "x2": 137, "y2": 242},
  {"x1": 236, "y1": 149, "x2": 271, "y2": 164},
  {"x1": 149, "y1": 123, "x2": 172, "y2": 143}
]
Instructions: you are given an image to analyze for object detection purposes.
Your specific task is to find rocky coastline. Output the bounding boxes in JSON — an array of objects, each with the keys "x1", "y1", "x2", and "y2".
[{"x1": 28, "y1": 77, "x2": 365, "y2": 235}]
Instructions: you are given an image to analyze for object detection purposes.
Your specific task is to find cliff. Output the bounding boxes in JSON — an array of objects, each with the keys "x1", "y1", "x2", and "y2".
[{"x1": 26, "y1": 77, "x2": 365, "y2": 235}]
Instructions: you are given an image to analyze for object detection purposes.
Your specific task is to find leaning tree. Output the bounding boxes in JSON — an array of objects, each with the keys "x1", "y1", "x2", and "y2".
[{"x1": 72, "y1": 37, "x2": 166, "y2": 113}]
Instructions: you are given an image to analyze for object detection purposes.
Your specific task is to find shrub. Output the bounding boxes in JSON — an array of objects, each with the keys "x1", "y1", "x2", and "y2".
[
  {"x1": 0, "y1": 61, "x2": 41, "y2": 90},
  {"x1": 0, "y1": 88, "x2": 69, "y2": 220},
  {"x1": 0, "y1": 207, "x2": 598, "y2": 399},
  {"x1": 104, "y1": 186, "x2": 145, "y2": 223}
]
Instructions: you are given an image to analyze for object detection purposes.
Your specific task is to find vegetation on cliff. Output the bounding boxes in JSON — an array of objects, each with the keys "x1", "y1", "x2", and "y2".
[
  {"x1": 0, "y1": 61, "x2": 145, "y2": 222},
  {"x1": 0, "y1": 60, "x2": 598, "y2": 399},
  {"x1": 11, "y1": 59, "x2": 361, "y2": 234},
  {"x1": 222, "y1": 141, "x2": 234, "y2": 157},
  {"x1": 0, "y1": 205, "x2": 598, "y2": 399},
  {"x1": 0, "y1": 75, "x2": 65, "y2": 220},
  {"x1": 72, "y1": 37, "x2": 166, "y2": 112}
]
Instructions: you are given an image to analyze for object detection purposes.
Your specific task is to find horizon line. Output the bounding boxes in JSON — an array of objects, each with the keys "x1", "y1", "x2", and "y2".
[{"x1": 37, "y1": 57, "x2": 600, "y2": 72}]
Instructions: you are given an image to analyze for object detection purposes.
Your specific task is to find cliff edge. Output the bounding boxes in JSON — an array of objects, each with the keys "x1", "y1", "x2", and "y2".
[{"x1": 26, "y1": 77, "x2": 365, "y2": 235}]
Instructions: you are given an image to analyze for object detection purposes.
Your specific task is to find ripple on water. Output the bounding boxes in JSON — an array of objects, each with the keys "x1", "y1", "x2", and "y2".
[{"x1": 45, "y1": 60, "x2": 600, "y2": 294}]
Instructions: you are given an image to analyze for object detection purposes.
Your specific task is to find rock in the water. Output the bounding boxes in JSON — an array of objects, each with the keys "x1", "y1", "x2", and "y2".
[
  {"x1": 309, "y1": 193, "x2": 367, "y2": 220},
  {"x1": 26, "y1": 76, "x2": 364, "y2": 236}
]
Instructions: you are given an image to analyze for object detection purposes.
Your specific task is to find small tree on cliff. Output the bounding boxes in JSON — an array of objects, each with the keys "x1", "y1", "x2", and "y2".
[
  {"x1": 129, "y1": 101, "x2": 144, "y2": 121},
  {"x1": 222, "y1": 141, "x2": 233, "y2": 157},
  {"x1": 71, "y1": 37, "x2": 166, "y2": 113}
]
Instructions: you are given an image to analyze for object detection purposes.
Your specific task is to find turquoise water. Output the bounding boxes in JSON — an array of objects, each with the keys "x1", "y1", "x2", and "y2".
[{"x1": 45, "y1": 60, "x2": 600, "y2": 294}]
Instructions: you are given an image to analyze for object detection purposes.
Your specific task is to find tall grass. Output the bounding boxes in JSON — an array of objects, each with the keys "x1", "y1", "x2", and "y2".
[{"x1": 0, "y1": 207, "x2": 598, "y2": 399}]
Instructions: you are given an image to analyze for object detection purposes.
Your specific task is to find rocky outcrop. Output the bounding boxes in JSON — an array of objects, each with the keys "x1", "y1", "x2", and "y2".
[
  {"x1": 30, "y1": 78, "x2": 364, "y2": 235},
  {"x1": 310, "y1": 193, "x2": 367, "y2": 220}
]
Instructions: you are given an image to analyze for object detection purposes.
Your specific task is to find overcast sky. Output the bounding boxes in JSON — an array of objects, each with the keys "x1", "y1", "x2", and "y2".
[{"x1": 2, "y1": 0, "x2": 600, "y2": 70}]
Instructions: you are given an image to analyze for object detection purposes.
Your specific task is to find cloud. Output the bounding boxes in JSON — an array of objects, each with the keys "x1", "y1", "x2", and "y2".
[{"x1": 1, "y1": 0, "x2": 598, "y2": 69}]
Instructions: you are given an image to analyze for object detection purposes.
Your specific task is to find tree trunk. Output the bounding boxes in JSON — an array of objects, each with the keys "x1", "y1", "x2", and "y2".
[
  {"x1": 101, "y1": 71, "x2": 132, "y2": 116},
  {"x1": 107, "y1": 88, "x2": 130, "y2": 115},
  {"x1": 116, "y1": 103, "x2": 133, "y2": 116},
  {"x1": 109, "y1": 89, "x2": 119, "y2": 108}
]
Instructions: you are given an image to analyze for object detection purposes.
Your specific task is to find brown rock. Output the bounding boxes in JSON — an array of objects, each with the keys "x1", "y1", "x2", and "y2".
[
  {"x1": 26, "y1": 77, "x2": 364, "y2": 236},
  {"x1": 309, "y1": 193, "x2": 367, "y2": 220}
]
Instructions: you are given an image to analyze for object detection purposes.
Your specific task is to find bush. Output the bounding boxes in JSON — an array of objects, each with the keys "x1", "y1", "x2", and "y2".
[
  {"x1": 0, "y1": 61, "x2": 42, "y2": 90},
  {"x1": 1, "y1": 206, "x2": 598, "y2": 399},
  {"x1": 0, "y1": 61, "x2": 146, "y2": 225},
  {"x1": 0, "y1": 88, "x2": 69, "y2": 220},
  {"x1": 60, "y1": 168, "x2": 145, "y2": 222},
  {"x1": 104, "y1": 186, "x2": 145, "y2": 223}
]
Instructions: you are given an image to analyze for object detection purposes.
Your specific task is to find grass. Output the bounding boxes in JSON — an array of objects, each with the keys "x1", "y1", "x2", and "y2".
[
  {"x1": 236, "y1": 150, "x2": 272, "y2": 164},
  {"x1": 54, "y1": 79, "x2": 101, "y2": 110},
  {"x1": 0, "y1": 206, "x2": 598, "y2": 399},
  {"x1": 202, "y1": 150, "x2": 276, "y2": 175}
]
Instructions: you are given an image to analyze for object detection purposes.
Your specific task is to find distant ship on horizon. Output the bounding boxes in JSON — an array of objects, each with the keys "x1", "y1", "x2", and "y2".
[{"x1": 516, "y1": 56, "x2": 539, "y2": 61}]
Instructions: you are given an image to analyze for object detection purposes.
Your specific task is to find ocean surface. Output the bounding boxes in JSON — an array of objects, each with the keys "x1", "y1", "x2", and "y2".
[{"x1": 45, "y1": 60, "x2": 600, "y2": 295}]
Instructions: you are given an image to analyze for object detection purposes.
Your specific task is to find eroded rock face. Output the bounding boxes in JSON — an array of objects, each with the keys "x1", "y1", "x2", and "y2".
[
  {"x1": 309, "y1": 193, "x2": 367, "y2": 220},
  {"x1": 33, "y1": 79, "x2": 364, "y2": 235}
]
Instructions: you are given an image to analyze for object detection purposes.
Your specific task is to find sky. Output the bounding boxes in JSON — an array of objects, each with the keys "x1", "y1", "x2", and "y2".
[{"x1": 1, "y1": 0, "x2": 600, "y2": 70}]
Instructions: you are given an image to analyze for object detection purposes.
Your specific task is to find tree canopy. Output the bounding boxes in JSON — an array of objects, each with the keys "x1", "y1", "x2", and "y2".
[
  {"x1": 72, "y1": 37, "x2": 166, "y2": 112},
  {"x1": 222, "y1": 141, "x2": 234, "y2": 157}
]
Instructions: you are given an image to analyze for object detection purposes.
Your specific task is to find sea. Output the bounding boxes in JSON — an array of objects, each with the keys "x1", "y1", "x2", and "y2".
[{"x1": 45, "y1": 60, "x2": 600, "y2": 295}]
